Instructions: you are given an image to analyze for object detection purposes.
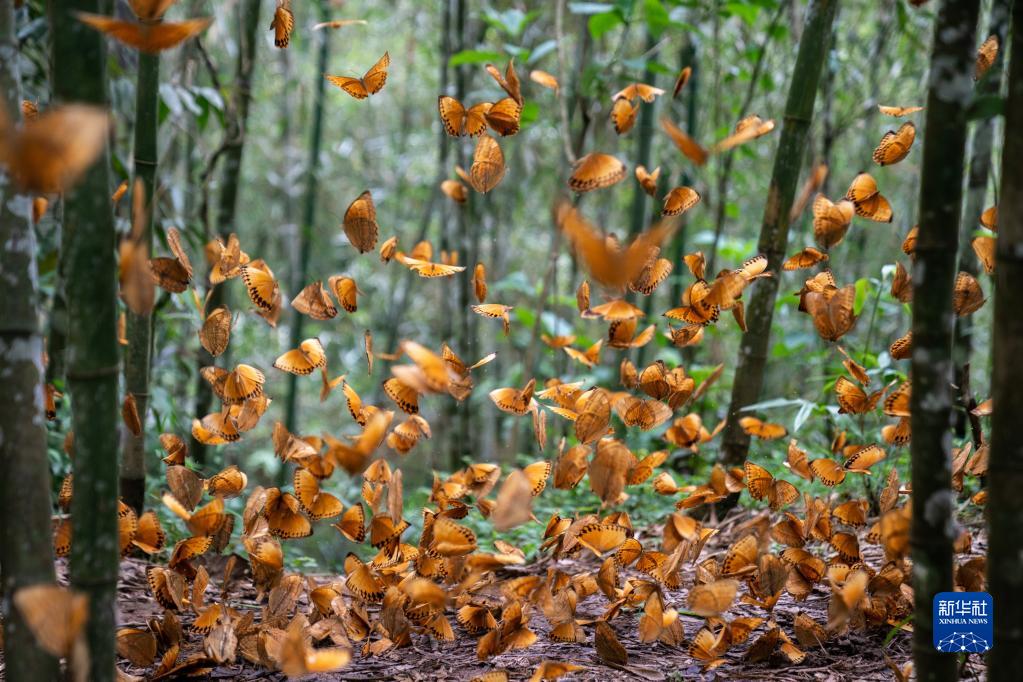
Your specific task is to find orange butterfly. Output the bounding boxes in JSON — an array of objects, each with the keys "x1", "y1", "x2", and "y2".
[
  {"x1": 872, "y1": 122, "x2": 915, "y2": 166},
  {"x1": 343, "y1": 191, "x2": 379, "y2": 253},
  {"x1": 845, "y1": 173, "x2": 892, "y2": 222},
  {"x1": 739, "y1": 416, "x2": 787, "y2": 440},
  {"x1": 437, "y1": 96, "x2": 490, "y2": 137},
  {"x1": 975, "y1": 34, "x2": 999, "y2": 80},
  {"x1": 662, "y1": 186, "x2": 700, "y2": 216},
  {"x1": 0, "y1": 104, "x2": 110, "y2": 194},
  {"x1": 269, "y1": 0, "x2": 294, "y2": 48},
  {"x1": 744, "y1": 462, "x2": 799, "y2": 510},
  {"x1": 469, "y1": 134, "x2": 505, "y2": 193},
  {"x1": 325, "y1": 52, "x2": 389, "y2": 99},
  {"x1": 569, "y1": 153, "x2": 626, "y2": 192},
  {"x1": 812, "y1": 194, "x2": 854, "y2": 249},
  {"x1": 76, "y1": 11, "x2": 212, "y2": 53},
  {"x1": 274, "y1": 338, "x2": 327, "y2": 376},
  {"x1": 635, "y1": 165, "x2": 660, "y2": 196}
]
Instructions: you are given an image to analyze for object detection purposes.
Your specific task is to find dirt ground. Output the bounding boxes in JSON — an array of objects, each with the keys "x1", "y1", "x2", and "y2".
[{"x1": 49, "y1": 508, "x2": 984, "y2": 682}]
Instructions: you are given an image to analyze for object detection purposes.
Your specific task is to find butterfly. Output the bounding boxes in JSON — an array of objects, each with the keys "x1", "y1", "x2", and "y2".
[
  {"x1": 803, "y1": 283, "x2": 857, "y2": 341},
  {"x1": 673, "y1": 66, "x2": 692, "y2": 98},
  {"x1": 972, "y1": 235, "x2": 995, "y2": 274},
  {"x1": 76, "y1": 11, "x2": 213, "y2": 53},
  {"x1": 343, "y1": 191, "x2": 379, "y2": 253},
  {"x1": 661, "y1": 114, "x2": 775, "y2": 166},
  {"x1": 240, "y1": 259, "x2": 280, "y2": 316},
  {"x1": 607, "y1": 319, "x2": 656, "y2": 348},
  {"x1": 148, "y1": 226, "x2": 192, "y2": 293},
  {"x1": 440, "y1": 178, "x2": 468, "y2": 203},
  {"x1": 878, "y1": 104, "x2": 923, "y2": 117},
  {"x1": 293, "y1": 468, "x2": 343, "y2": 520},
  {"x1": 0, "y1": 104, "x2": 110, "y2": 194},
  {"x1": 953, "y1": 271, "x2": 985, "y2": 316},
  {"x1": 891, "y1": 261, "x2": 913, "y2": 302},
  {"x1": 811, "y1": 194, "x2": 855, "y2": 249},
  {"x1": 489, "y1": 378, "x2": 537, "y2": 415},
  {"x1": 469, "y1": 134, "x2": 505, "y2": 193},
  {"x1": 328, "y1": 275, "x2": 361, "y2": 312},
  {"x1": 313, "y1": 19, "x2": 369, "y2": 30},
  {"x1": 783, "y1": 246, "x2": 829, "y2": 270},
  {"x1": 739, "y1": 416, "x2": 787, "y2": 440},
  {"x1": 613, "y1": 395, "x2": 673, "y2": 430},
  {"x1": 563, "y1": 338, "x2": 603, "y2": 367},
  {"x1": 291, "y1": 280, "x2": 338, "y2": 320},
  {"x1": 529, "y1": 69, "x2": 559, "y2": 91},
  {"x1": 269, "y1": 0, "x2": 294, "y2": 48},
  {"x1": 484, "y1": 59, "x2": 523, "y2": 104},
  {"x1": 744, "y1": 462, "x2": 799, "y2": 510},
  {"x1": 845, "y1": 173, "x2": 892, "y2": 222},
  {"x1": 610, "y1": 98, "x2": 639, "y2": 135},
  {"x1": 472, "y1": 303, "x2": 513, "y2": 336},
  {"x1": 662, "y1": 186, "x2": 700, "y2": 216},
  {"x1": 635, "y1": 165, "x2": 660, "y2": 196},
  {"x1": 557, "y1": 203, "x2": 677, "y2": 290},
  {"x1": 473, "y1": 263, "x2": 487, "y2": 302},
  {"x1": 274, "y1": 338, "x2": 327, "y2": 375},
  {"x1": 437, "y1": 96, "x2": 490, "y2": 137},
  {"x1": 975, "y1": 34, "x2": 999, "y2": 80},
  {"x1": 834, "y1": 376, "x2": 887, "y2": 414},
  {"x1": 872, "y1": 122, "x2": 915, "y2": 166},
  {"x1": 568, "y1": 152, "x2": 626, "y2": 192},
  {"x1": 325, "y1": 52, "x2": 390, "y2": 99}
]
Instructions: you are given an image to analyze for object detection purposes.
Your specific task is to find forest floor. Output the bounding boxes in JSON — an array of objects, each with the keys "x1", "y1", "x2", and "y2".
[{"x1": 45, "y1": 508, "x2": 989, "y2": 681}]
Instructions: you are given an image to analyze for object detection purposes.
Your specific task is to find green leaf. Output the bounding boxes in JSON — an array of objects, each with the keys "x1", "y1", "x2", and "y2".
[
  {"x1": 520, "y1": 101, "x2": 540, "y2": 126},
  {"x1": 449, "y1": 49, "x2": 504, "y2": 66},
  {"x1": 588, "y1": 10, "x2": 624, "y2": 39},
  {"x1": 742, "y1": 397, "x2": 805, "y2": 411},
  {"x1": 854, "y1": 277, "x2": 872, "y2": 316},
  {"x1": 723, "y1": 2, "x2": 760, "y2": 25},
  {"x1": 643, "y1": 0, "x2": 670, "y2": 37}
]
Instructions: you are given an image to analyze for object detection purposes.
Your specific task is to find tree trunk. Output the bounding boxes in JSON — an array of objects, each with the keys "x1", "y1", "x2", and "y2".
[
  {"x1": 909, "y1": 1, "x2": 980, "y2": 680},
  {"x1": 121, "y1": 49, "x2": 159, "y2": 513},
  {"x1": 952, "y1": 0, "x2": 1011, "y2": 437},
  {"x1": 0, "y1": 2, "x2": 60, "y2": 679},
  {"x1": 987, "y1": 3, "x2": 1023, "y2": 678},
  {"x1": 49, "y1": 0, "x2": 121, "y2": 678},
  {"x1": 283, "y1": 1, "x2": 330, "y2": 435},
  {"x1": 192, "y1": 0, "x2": 261, "y2": 464},
  {"x1": 719, "y1": 0, "x2": 839, "y2": 469}
]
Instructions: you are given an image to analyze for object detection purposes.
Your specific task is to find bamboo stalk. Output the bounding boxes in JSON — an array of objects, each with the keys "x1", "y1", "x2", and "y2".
[
  {"x1": 49, "y1": 0, "x2": 121, "y2": 677},
  {"x1": 0, "y1": 1, "x2": 60, "y2": 678},
  {"x1": 121, "y1": 49, "x2": 159, "y2": 513},
  {"x1": 909, "y1": 1, "x2": 980, "y2": 679},
  {"x1": 986, "y1": 3, "x2": 1023, "y2": 678},
  {"x1": 719, "y1": 0, "x2": 839, "y2": 471}
]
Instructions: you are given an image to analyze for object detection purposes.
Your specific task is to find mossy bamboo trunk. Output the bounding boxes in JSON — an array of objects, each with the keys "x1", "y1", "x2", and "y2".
[
  {"x1": 718, "y1": 0, "x2": 839, "y2": 470},
  {"x1": 909, "y1": 1, "x2": 981, "y2": 680},
  {"x1": 987, "y1": 3, "x2": 1023, "y2": 679},
  {"x1": 0, "y1": 1, "x2": 60, "y2": 678},
  {"x1": 49, "y1": 0, "x2": 122, "y2": 678}
]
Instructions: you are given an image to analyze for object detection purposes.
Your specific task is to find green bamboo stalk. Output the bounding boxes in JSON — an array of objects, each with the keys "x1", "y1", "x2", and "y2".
[
  {"x1": 909, "y1": 1, "x2": 980, "y2": 680},
  {"x1": 718, "y1": 0, "x2": 839, "y2": 469},
  {"x1": 49, "y1": 0, "x2": 121, "y2": 678},
  {"x1": 192, "y1": 0, "x2": 261, "y2": 464},
  {"x1": 0, "y1": 2, "x2": 60, "y2": 678},
  {"x1": 987, "y1": 4, "x2": 1023, "y2": 678},
  {"x1": 283, "y1": 1, "x2": 330, "y2": 435},
  {"x1": 121, "y1": 49, "x2": 159, "y2": 513},
  {"x1": 952, "y1": 0, "x2": 1011, "y2": 437}
]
